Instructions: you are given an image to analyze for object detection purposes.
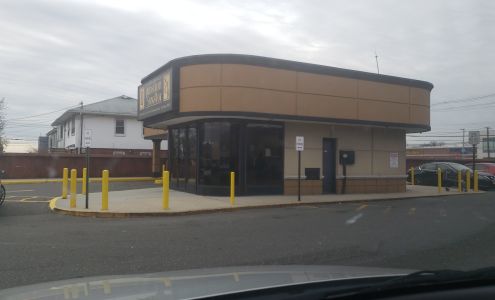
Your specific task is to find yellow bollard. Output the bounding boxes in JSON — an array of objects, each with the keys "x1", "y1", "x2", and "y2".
[
  {"x1": 410, "y1": 167, "x2": 415, "y2": 185},
  {"x1": 457, "y1": 170, "x2": 462, "y2": 192},
  {"x1": 82, "y1": 168, "x2": 87, "y2": 195},
  {"x1": 437, "y1": 168, "x2": 442, "y2": 193},
  {"x1": 162, "y1": 171, "x2": 169, "y2": 209},
  {"x1": 101, "y1": 170, "x2": 109, "y2": 211},
  {"x1": 474, "y1": 170, "x2": 479, "y2": 192},
  {"x1": 230, "y1": 172, "x2": 235, "y2": 206},
  {"x1": 466, "y1": 170, "x2": 471, "y2": 192},
  {"x1": 70, "y1": 169, "x2": 77, "y2": 208},
  {"x1": 62, "y1": 168, "x2": 68, "y2": 199}
]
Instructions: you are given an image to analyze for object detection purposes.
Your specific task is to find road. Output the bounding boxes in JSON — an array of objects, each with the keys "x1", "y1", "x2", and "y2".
[{"x1": 1, "y1": 183, "x2": 495, "y2": 289}]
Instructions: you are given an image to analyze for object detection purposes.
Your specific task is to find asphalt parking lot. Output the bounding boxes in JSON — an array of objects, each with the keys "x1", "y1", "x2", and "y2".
[
  {"x1": 1, "y1": 183, "x2": 495, "y2": 290},
  {"x1": 1, "y1": 181, "x2": 157, "y2": 215}
]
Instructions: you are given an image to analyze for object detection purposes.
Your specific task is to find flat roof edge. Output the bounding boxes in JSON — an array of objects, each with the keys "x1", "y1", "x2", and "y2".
[{"x1": 141, "y1": 54, "x2": 434, "y2": 90}]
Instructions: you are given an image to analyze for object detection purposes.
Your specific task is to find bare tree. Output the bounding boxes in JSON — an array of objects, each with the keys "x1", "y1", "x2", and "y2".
[{"x1": 0, "y1": 98, "x2": 6, "y2": 153}]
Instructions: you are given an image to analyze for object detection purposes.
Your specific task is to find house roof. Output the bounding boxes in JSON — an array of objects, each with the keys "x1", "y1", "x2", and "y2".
[
  {"x1": 46, "y1": 128, "x2": 57, "y2": 136},
  {"x1": 51, "y1": 95, "x2": 137, "y2": 126}
]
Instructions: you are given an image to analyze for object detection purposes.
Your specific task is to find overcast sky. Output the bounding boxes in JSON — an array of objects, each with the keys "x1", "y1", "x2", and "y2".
[{"x1": 1, "y1": 0, "x2": 494, "y2": 146}]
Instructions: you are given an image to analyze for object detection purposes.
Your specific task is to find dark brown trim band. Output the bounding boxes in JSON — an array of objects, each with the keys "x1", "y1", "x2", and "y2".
[{"x1": 143, "y1": 110, "x2": 431, "y2": 132}]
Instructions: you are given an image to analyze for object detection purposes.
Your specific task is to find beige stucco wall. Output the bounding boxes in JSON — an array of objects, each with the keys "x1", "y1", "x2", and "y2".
[
  {"x1": 284, "y1": 122, "x2": 406, "y2": 179},
  {"x1": 179, "y1": 64, "x2": 430, "y2": 127}
]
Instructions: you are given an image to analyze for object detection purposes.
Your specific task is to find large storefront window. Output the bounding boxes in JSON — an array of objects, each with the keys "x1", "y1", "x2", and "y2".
[
  {"x1": 169, "y1": 120, "x2": 283, "y2": 195},
  {"x1": 170, "y1": 125, "x2": 197, "y2": 192},
  {"x1": 186, "y1": 127, "x2": 197, "y2": 193},
  {"x1": 170, "y1": 128, "x2": 179, "y2": 187}
]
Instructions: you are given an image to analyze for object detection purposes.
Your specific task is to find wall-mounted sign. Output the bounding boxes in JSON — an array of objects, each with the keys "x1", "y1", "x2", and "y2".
[
  {"x1": 389, "y1": 152, "x2": 399, "y2": 168},
  {"x1": 138, "y1": 68, "x2": 172, "y2": 118}
]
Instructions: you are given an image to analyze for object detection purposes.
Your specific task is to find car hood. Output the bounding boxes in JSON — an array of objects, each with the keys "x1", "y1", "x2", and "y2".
[
  {"x1": 0, "y1": 265, "x2": 413, "y2": 299},
  {"x1": 478, "y1": 171, "x2": 494, "y2": 177}
]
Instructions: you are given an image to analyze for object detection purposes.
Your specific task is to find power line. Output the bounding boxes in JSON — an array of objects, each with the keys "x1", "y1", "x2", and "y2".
[
  {"x1": 407, "y1": 135, "x2": 463, "y2": 137},
  {"x1": 6, "y1": 104, "x2": 79, "y2": 121},
  {"x1": 432, "y1": 92, "x2": 495, "y2": 107},
  {"x1": 433, "y1": 122, "x2": 495, "y2": 128},
  {"x1": 5, "y1": 124, "x2": 52, "y2": 128},
  {"x1": 406, "y1": 140, "x2": 462, "y2": 142},
  {"x1": 432, "y1": 101, "x2": 495, "y2": 112}
]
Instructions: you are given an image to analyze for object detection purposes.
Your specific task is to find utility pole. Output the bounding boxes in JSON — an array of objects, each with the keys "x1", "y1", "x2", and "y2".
[
  {"x1": 79, "y1": 101, "x2": 83, "y2": 155},
  {"x1": 487, "y1": 127, "x2": 491, "y2": 159},
  {"x1": 461, "y1": 128, "x2": 466, "y2": 158},
  {"x1": 374, "y1": 51, "x2": 380, "y2": 74}
]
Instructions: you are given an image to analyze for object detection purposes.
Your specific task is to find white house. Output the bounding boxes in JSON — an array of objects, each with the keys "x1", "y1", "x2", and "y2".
[{"x1": 49, "y1": 95, "x2": 165, "y2": 155}]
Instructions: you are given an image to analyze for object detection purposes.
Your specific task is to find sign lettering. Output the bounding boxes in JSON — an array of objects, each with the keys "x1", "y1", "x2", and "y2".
[
  {"x1": 296, "y1": 136, "x2": 304, "y2": 151},
  {"x1": 138, "y1": 69, "x2": 172, "y2": 113}
]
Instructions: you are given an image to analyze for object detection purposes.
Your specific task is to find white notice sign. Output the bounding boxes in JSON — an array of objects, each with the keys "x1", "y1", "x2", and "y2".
[
  {"x1": 83, "y1": 129, "x2": 92, "y2": 147},
  {"x1": 389, "y1": 152, "x2": 399, "y2": 168},
  {"x1": 468, "y1": 131, "x2": 480, "y2": 145},
  {"x1": 296, "y1": 136, "x2": 304, "y2": 151}
]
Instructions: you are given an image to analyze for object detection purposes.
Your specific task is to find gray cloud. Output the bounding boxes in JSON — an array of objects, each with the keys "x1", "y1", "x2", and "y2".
[{"x1": 0, "y1": 0, "x2": 494, "y2": 144}]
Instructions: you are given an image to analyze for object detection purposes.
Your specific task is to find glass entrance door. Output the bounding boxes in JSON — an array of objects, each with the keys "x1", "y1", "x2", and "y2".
[
  {"x1": 322, "y1": 138, "x2": 336, "y2": 193},
  {"x1": 245, "y1": 124, "x2": 283, "y2": 194}
]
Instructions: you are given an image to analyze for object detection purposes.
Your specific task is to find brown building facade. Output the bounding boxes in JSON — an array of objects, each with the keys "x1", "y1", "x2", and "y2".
[{"x1": 139, "y1": 54, "x2": 433, "y2": 195}]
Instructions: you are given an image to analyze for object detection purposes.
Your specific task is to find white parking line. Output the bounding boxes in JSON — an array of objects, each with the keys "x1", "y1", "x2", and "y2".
[
  {"x1": 346, "y1": 213, "x2": 363, "y2": 225},
  {"x1": 4, "y1": 195, "x2": 50, "y2": 203},
  {"x1": 6, "y1": 189, "x2": 34, "y2": 193},
  {"x1": 356, "y1": 204, "x2": 368, "y2": 211},
  {"x1": 20, "y1": 196, "x2": 38, "y2": 202}
]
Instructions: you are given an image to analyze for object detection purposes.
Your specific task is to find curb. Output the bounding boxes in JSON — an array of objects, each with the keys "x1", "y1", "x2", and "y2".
[
  {"x1": 49, "y1": 197, "x2": 58, "y2": 210},
  {"x1": 3, "y1": 177, "x2": 156, "y2": 185},
  {"x1": 48, "y1": 191, "x2": 477, "y2": 218}
]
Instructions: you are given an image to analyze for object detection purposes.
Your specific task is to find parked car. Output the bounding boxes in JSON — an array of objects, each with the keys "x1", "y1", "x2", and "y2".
[
  {"x1": 465, "y1": 162, "x2": 495, "y2": 176},
  {"x1": 408, "y1": 162, "x2": 495, "y2": 190}
]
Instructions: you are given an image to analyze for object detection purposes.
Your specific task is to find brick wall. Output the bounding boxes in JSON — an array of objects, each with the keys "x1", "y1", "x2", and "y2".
[
  {"x1": 0, "y1": 153, "x2": 167, "y2": 179},
  {"x1": 283, "y1": 177, "x2": 405, "y2": 195}
]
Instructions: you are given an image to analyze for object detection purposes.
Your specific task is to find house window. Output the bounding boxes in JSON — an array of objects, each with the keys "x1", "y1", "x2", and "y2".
[
  {"x1": 115, "y1": 119, "x2": 125, "y2": 135},
  {"x1": 60, "y1": 126, "x2": 63, "y2": 139},
  {"x1": 67, "y1": 122, "x2": 70, "y2": 137},
  {"x1": 71, "y1": 117, "x2": 75, "y2": 135}
]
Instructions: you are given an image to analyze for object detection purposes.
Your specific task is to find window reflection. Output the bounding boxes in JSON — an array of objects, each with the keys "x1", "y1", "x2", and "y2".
[
  {"x1": 170, "y1": 128, "x2": 179, "y2": 188},
  {"x1": 170, "y1": 120, "x2": 283, "y2": 195},
  {"x1": 187, "y1": 127, "x2": 197, "y2": 192},
  {"x1": 246, "y1": 124, "x2": 283, "y2": 193},
  {"x1": 199, "y1": 122, "x2": 233, "y2": 187},
  {"x1": 169, "y1": 125, "x2": 197, "y2": 191}
]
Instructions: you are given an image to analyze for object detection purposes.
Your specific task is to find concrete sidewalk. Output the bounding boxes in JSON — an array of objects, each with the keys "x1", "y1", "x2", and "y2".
[{"x1": 50, "y1": 185, "x2": 475, "y2": 217}]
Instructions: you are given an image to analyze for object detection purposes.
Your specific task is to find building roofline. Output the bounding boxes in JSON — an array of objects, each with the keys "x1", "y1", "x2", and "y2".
[
  {"x1": 50, "y1": 95, "x2": 137, "y2": 126},
  {"x1": 46, "y1": 128, "x2": 57, "y2": 135},
  {"x1": 141, "y1": 53, "x2": 434, "y2": 91},
  {"x1": 51, "y1": 111, "x2": 136, "y2": 126}
]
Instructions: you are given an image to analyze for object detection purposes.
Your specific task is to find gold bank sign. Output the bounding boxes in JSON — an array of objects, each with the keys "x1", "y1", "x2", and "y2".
[{"x1": 138, "y1": 69, "x2": 172, "y2": 117}]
